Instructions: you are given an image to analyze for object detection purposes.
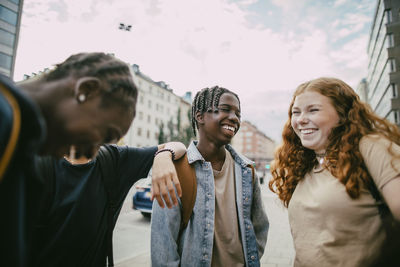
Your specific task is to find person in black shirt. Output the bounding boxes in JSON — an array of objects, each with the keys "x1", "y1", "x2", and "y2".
[
  {"x1": 0, "y1": 52, "x2": 181, "y2": 266},
  {"x1": 32, "y1": 142, "x2": 185, "y2": 267}
]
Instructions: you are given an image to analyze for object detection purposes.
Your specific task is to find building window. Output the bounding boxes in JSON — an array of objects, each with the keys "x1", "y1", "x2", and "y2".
[
  {"x1": 146, "y1": 130, "x2": 150, "y2": 139},
  {"x1": 149, "y1": 86, "x2": 152, "y2": 94},
  {"x1": 387, "y1": 33, "x2": 394, "y2": 48},
  {"x1": 392, "y1": 84, "x2": 399, "y2": 98},
  {"x1": 147, "y1": 115, "x2": 151, "y2": 123},
  {"x1": 0, "y1": 28, "x2": 14, "y2": 47},
  {"x1": 394, "y1": 110, "x2": 400, "y2": 124},
  {"x1": 167, "y1": 95, "x2": 170, "y2": 102},
  {"x1": 389, "y1": 58, "x2": 396, "y2": 72},
  {"x1": 385, "y1": 9, "x2": 393, "y2": 24},
  {"x1": 138, "y1": 111, "x2": 143, "y2": 120},
  {"x1": 148, "y1": 100, "x2": 152, "y2": 108},
  {"x1": 0, "y1": 52, "x2": 12, "y2": 70},
  {"x1": 0, "y1": 6, "x2": 17, "y2": 25},
  {"x1": 139, "y1": 95, "x2": 144, "y2": 104},
  {"x1": 137, "y1": 128, "x2": 142, "y2": 136}
]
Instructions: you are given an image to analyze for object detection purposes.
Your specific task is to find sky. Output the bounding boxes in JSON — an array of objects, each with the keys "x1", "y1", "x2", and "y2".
[{"x1": 14, "y1": 0, "x2": 376, "y2": 142}]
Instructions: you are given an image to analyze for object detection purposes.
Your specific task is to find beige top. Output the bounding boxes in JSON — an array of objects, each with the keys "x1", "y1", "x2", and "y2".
[
  {"x1": 288, "y1": 135, "x2": 400, "y2": 267},
  {"x1": 211, "y1": 150, "x2": 245, "y2": 267}
]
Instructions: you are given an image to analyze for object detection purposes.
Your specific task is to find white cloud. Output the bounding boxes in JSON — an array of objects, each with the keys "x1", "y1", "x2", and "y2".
[
  {"x1": 331, "y1": 12, "x2": 371, "y2": 40},
  {"x1": 14, "y1": 0, "x2": 374, "y2": 141},
  {"x1": 270, "y1": 0, "x2": 309, "y2": 12},
  {"x1": 238, "y1": 0, "x2": 259, "y2": 6},
  {"x1": 334, "y1": 0, "x2": 347, "y2": 7}
]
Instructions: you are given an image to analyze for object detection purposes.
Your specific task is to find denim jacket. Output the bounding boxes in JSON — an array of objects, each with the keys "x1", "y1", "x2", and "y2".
[{"x1": 151, "y1": 141, "x2": 269, "y2": 267}]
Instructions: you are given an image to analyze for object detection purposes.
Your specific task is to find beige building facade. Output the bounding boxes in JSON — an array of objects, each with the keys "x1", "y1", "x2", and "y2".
[
  {"x1": 123, "y1": 64, "x2": 191, "y2": 147},
  {"x1": 231, "y1": 120, "x2": 276, "y2": 173}
]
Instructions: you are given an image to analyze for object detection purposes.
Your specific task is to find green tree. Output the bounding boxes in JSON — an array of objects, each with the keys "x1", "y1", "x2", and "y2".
[
  {"x1": 176, "y1": 107, "x2": 181, "y2": 134},
  {"x1": 181, "y1": 109, "x2": 195, "y2": 146},
  {"x1": 157, "y1": 108, "x2": 195, "y2": 146},
  {"x1": 158, "y1": 122, "x2": 166, "y2": 144},
  {"x1": 167, "y1": 118, "x2": 175, "y2": 141}
]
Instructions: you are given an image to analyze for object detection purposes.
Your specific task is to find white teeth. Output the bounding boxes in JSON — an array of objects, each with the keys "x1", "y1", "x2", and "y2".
[
  {"x1": 222, "y1": 125, "x2": 235, "y2": 132},
  {"x1": 301, "y1": 129, "x2": 315, "y2": 134}
]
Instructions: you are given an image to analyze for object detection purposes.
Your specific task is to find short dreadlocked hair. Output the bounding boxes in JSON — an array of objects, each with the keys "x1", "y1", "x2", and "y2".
[
  {"x1": 44, "y1": 52, "x2": 137, "y2": 107},
  {"x1": 191, "y1": 86, "x2": 240, "y2": 136}
]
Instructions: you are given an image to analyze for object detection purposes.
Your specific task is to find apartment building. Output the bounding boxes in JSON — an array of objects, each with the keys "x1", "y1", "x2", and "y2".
[
  {"x1": 123, "y1": 64, "x2": 191, "y2": 147},
  {"x1": 364, "y1": 0, "x2": 400, "y2": 124},
  {"x1": 231, "y1": 120, "x2": 276, "y2": 172},
  {"x1": 356, "y1": 78, "x2": 368, "y2": 102},
  {"x1": 0, "y1": 0, "x2": 24, "y2": 78}
]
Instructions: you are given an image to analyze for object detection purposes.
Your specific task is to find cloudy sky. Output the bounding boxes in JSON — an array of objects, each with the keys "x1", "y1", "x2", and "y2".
[{"x1": 14, "y1": 0, "x2": 376, "y2": 142}]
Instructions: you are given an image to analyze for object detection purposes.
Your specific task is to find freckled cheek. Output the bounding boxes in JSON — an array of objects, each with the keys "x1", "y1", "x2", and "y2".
[{"x1": 290, "y1": 119, "x2": 298, "y2": 131}]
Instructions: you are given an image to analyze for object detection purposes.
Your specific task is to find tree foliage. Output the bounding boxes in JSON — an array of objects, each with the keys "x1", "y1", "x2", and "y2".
[{"x1": 158, "y1": 108, "x2": 194, "y2": 146}]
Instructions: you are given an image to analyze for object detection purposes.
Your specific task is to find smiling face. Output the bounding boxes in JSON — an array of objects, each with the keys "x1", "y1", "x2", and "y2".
[
  {"x1": 290, "y1": 90, "x2": 339, "y2": 154},
  {"x1": 197, "y1": 92, "x2": 241, "y2": 146}
]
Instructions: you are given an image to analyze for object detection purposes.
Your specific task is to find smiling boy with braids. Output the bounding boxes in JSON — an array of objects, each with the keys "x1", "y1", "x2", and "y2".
[{"x1": 151, "y1": 86, "x2": 269, "y2": 267}]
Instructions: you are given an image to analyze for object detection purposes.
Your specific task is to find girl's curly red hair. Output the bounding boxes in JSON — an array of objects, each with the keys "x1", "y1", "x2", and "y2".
[{"x1": 269, "y1": 77, "x2": 400, "y2": 207}]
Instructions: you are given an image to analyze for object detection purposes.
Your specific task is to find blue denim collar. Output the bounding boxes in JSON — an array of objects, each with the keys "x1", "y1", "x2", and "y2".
[{"x1": 187, "y1": 140, "x2": 254, "y2": 168}]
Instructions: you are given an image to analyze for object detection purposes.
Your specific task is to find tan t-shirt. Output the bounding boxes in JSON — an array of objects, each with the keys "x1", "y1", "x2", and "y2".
[
  {"x1": 288, "y1": 135, "x2": 400, "y2": 267},
  {"x1": 211, "y1": 150, "x2": 245, "y2": 267}
]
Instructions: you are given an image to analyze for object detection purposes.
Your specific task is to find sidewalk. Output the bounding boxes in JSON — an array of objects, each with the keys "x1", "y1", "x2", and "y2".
[
  {"x1": 260, "y1": 187, "x2": 295, "y2": 267},
  {"x1": 116, "y1": 185, "x2": 295, "y2": 267}
]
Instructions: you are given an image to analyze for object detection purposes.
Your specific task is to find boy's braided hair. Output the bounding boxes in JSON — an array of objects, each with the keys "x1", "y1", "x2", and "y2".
[
  {"x1": 44, "y1": 52, "x2": 137, "y2": 107},
  {"x1": 191, "y1": 86, "x2": 240, "y2": 136}
]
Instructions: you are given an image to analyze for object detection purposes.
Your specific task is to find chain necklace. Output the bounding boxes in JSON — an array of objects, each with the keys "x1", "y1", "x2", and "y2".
[{"x1": 315, "y1": 153, "x2": 326, "y2": 165}]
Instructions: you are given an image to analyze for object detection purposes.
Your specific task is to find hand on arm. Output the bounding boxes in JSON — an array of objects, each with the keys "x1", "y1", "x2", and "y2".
[
  {"x1": 151, "y1": 142, "x2": 186, "y2": 208},
  {"x1": 382, "y1": 176, "x2": 400, "y2": 221}
]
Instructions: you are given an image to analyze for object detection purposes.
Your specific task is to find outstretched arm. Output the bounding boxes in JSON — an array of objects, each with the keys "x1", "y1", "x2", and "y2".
[{"x1": 151, "y1": 142, "x2": 186, "y2": 208}]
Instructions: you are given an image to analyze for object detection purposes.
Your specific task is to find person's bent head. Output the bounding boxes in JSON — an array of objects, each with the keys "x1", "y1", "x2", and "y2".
[
  {"x1": 191, "y1": 86, "x2": 241, "y2": 147},
  {"x1": 21, "y1": 52, "x2": 137, "y2": 158},
  {"x1": 270, "y1": 77, "x2": 400, "y2": 206}
]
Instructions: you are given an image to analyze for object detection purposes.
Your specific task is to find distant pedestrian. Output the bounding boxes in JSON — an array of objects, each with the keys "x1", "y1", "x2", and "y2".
[
  {"x1": 151, "y1": 86, "x2": 269, "y2": 267},
  {"x1": 269, "y1": 77, "x2": 400, "y2": 266}
]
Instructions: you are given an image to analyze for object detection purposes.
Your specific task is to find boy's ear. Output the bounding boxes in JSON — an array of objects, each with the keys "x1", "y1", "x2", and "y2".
[
  {"x1": 195, "y1": 111, "x2": 205, "y2": 125},
  {"x1": 74, "y1": 77, "x2": 102, "y2": 102}
]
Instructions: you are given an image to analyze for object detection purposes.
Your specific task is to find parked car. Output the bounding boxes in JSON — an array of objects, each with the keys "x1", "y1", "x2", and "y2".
[{"x1": 132, "y1": 176, "x2": 153, "y2": 218}]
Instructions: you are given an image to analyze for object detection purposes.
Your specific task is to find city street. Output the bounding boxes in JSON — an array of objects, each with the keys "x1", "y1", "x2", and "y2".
[{"x1": 114, "y1": 182, "x2": 295, "y2": 267}]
